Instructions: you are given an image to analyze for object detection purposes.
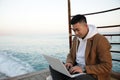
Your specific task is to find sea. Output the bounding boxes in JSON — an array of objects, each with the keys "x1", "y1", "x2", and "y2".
[{"x1": 0, "y1": 34, "x2": 120, "y2": 77}]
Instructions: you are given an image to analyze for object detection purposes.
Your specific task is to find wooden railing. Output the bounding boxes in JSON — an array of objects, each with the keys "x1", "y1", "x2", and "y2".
[
  {"x1": 97, "y1": 25, "x2": 120, "y2": 62},
  {"x1": 67, "y1": 0, "x2": 120, "y2": 79}
]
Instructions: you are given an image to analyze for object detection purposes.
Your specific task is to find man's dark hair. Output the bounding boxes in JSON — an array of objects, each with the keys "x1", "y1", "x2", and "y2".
[{"x1": 70, "y1": 14, "x2": 87, "y2": 25}]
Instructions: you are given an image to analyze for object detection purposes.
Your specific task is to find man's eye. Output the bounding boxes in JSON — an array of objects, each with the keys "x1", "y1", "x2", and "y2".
[
  {"x1": 75, "y1": 29, "x2": 79, "y2": 32},
  {"x1": 73, "y1": 30, "x2": 76, "y2": 32},
  {"x1": 72, "y1": 28, "x2": 79, "y2": 32}
]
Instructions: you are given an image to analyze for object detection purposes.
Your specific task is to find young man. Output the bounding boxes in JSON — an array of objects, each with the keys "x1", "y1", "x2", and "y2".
[{"x1": 50, "y1": 14, "x2": 112, "y2": 80}]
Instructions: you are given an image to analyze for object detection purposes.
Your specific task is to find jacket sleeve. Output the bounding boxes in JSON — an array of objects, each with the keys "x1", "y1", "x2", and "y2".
[
  {"x1": 85, "y1": 35, "x2": 112, "y2": 75},
  {"x1": 66, "y1": 37, "x2": 78, "y2": 65}
]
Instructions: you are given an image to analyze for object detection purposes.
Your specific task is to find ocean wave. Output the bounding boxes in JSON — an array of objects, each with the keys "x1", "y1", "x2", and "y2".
[{"x1": 0, "y1": 51, "x2": 35, "y2": 77}]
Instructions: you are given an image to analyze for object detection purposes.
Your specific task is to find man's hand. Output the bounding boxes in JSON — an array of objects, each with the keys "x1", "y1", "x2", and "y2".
[
  {"x1": 65, "y1": 63, "x2": 73, "y2": 70},
  {"x1": 69, "y1": 66, "x2": 83, "y2": 74}
]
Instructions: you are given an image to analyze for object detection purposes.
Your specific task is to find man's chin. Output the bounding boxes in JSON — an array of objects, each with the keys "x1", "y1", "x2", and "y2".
[{"x1": 76, "y1": 35, "x2": 82, "y2": 38}]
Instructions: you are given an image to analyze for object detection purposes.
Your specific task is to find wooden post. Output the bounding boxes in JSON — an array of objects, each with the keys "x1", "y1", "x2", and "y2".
[{"x1": 68, "y1": 0, "x2": 72, "y2": 49}]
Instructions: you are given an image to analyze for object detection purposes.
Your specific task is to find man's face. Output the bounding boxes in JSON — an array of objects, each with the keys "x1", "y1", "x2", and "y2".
[{"x1": 72, "y1": 22, "x2": 88, "y2": 38}]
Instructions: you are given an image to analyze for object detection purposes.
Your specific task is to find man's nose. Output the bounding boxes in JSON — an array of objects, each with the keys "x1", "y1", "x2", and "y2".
[{"x1": 75, "y1": 31, "x2": 78, "y2": 35}]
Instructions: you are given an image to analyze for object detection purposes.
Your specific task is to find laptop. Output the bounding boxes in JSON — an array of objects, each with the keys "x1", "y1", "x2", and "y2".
[{"x1": 43, "y1": 54, "x2": 86, "y2": 78}]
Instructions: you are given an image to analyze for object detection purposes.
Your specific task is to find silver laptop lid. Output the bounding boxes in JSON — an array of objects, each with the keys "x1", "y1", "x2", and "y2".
[
  {"x1": 43, "y1": 54, "x2": 71, "y2": 76},
  {"x1": 43, "y1": 54, "x2": 86, "y2": 78}
]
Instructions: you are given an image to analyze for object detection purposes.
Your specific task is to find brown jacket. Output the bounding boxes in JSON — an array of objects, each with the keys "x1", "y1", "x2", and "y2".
[{"x1": 66, "y1": 34, "x2": 112, "y2": 80}]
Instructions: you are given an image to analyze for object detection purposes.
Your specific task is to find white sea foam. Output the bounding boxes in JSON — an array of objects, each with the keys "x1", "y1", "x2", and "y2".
[{"x1": 0, "y1": 51, "x2": 35, "y2": 77}]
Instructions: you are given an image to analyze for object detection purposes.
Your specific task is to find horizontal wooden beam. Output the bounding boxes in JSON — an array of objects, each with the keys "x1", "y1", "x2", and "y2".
[
  {"x1": 111, "y1": 50, "x2": 120, "y2": 53},
  {"x1": 112, "y1": 59, "x2": 120, "y2": 62},
  {"x1": 97, "y1": 25, "x2": 120, "y2": 28}
]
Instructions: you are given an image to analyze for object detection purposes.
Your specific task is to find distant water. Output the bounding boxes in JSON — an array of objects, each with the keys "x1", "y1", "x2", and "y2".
[{"x1": 0, "y1": 34, "x2": 119, "y2": 77}]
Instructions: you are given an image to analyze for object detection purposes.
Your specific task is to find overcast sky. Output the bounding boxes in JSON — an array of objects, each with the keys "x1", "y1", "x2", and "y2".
[{"x1": 0, "y1": 0, "x2": 120, "y2": 36}]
